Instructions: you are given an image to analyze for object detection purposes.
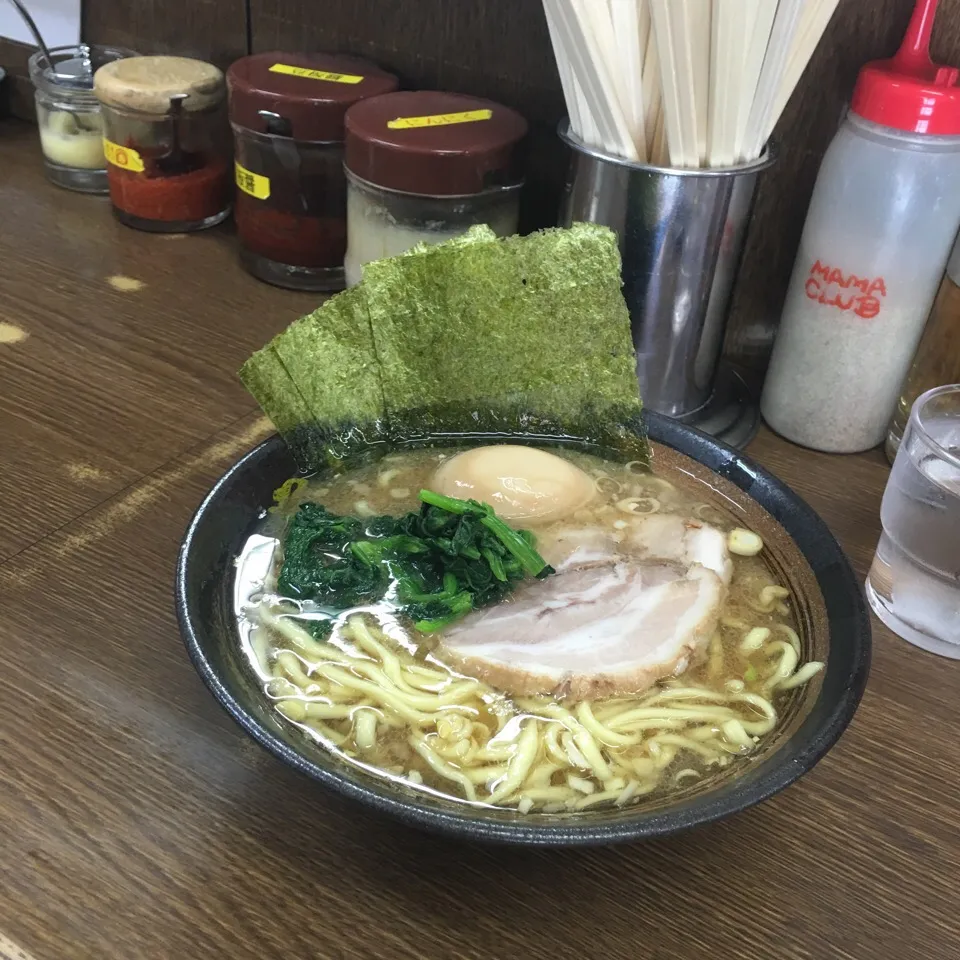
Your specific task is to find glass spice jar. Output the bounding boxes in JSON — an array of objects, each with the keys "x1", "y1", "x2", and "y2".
[
  {"x1": 93, "y1": 56, "x2": 231, "y2": 232},
  {"x1": 885, "y1": 232, "x2": 960, "y2": 462},
  {"x1": 227, "y1": 53, "x2": 398, "y2": 291},
  {"x1": 343, "y1": 91, "x2": 528, "y2": 287},
  {"x1": 29, "y1": 44, "x2": 137, "y2": 194}
]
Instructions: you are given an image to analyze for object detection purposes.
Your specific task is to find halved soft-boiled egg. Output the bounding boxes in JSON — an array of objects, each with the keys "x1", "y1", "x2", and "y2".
[{"x1": 431, "y1": 445, "x2": 595, "y2": 523}]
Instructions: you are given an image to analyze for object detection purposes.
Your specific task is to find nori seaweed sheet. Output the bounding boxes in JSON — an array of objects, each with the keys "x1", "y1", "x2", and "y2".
[
  {"x1": 237, "y1": 342, "x2": 321, "y2": 466},
  {"x1": 239, "y1": 223, "x2": 648, "y2": 470}
]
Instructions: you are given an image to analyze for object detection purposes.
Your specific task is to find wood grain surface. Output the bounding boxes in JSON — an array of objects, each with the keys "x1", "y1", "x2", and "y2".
[{"x1": 1, "y1": 119, "x2": 959, "y2": 960}]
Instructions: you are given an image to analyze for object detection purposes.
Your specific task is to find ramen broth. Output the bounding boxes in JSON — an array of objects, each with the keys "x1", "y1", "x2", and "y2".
[{"x1": 237, "y1": 446, "x2": 823, "y2": 812}]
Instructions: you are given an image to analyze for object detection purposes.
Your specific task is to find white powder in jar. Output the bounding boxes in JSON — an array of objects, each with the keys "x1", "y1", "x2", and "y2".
[{"x1": 343, "y1": 186, "x2": 519, "y2": 288}]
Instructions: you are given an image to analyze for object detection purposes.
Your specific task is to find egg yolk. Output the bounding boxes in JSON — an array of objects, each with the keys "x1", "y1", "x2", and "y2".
[{"x1": 431, "y1": 445, "x2": 596, "y2": 524}]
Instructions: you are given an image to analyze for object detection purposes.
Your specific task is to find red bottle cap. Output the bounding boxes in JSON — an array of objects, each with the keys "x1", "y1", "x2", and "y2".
[{"x1": 851, "y1": 0, "x2": 960, "y2": 135}]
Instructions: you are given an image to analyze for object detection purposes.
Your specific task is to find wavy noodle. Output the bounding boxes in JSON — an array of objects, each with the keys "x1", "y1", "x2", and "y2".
[
  {"x1": 410, "y1": 734, "x2": 478, "y2": 802},
  {"x1": 253, "y1": 601, "x2": 825, "y2": 812},
  {"x1": 779, "y1": 660, "x2": 825, "y2": 691}
]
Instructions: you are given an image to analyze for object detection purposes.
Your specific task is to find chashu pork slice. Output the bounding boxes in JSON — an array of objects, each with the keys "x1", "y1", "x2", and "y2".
[
  {"x1": 537, "y1": 526, "x2": 622, "y2": 572},
  {"x1": 538, "y1": 513, "x2": 732, "y2": 584},
  {"x1": 438, "y1": 560, "x2": 725, "y2": 700},
  {"x1": 626, "y1": 514, "x2": 733, "y2": 585}
]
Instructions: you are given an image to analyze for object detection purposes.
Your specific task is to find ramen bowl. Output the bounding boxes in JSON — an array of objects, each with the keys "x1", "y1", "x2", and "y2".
[{"x1": 175, "y1": 412, "x2": 870, "y2": 845}]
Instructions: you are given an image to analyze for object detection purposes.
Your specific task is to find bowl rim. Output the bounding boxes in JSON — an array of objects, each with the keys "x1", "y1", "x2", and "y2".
[{"x1": 175, "y1": 412, "x2": 871, "y2": 845}]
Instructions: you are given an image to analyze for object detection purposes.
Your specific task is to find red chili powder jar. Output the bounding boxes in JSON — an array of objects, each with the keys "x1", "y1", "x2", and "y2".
[
  {"x1": 227, "y1": 52, "x2": 398, "y2": 291},
  {"x1": 94, "y1": 56, "x2": 231, "y2": 232}
]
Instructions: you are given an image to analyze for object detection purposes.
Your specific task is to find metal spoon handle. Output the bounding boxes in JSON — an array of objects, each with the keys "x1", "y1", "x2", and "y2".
[{"x1": 5, "y1": 0, "x2": 55, "y2": 71}]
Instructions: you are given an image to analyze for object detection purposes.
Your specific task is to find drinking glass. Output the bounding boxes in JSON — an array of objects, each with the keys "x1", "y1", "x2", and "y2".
[{"x1": 867, "y1": 384, "x2": 960, "y2": 657}]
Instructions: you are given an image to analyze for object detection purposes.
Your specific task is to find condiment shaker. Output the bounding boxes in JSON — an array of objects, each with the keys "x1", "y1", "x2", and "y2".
[
  {"x1": 29, "y1": 44, "x2": 136, "y2": 194},
  {"x1": 94, "y1": 56, "x2": 231, "y2": 232},
  {"x1": 343, "y1": 91, "x2": 528, "y2": 288},
  {"x1": 227, "y1": 52, "x2": 398, "y2": 291},
  {"x1": 761, "y1": 0, "x2": 960, "y2": 453},
  {"x1": 885, "y1": 230, "x2": 960, "y2": 461}
]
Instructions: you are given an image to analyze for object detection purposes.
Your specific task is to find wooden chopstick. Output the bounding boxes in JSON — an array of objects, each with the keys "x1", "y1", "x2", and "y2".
[
  {"x1": 744, "y1": 0, "x2": 807, "y2": 159},
  {"x1": 550, "y1": 0, "x2": 639, "y2": 158},
  {"x1": 651, "y1": 97, "x2": 669, "y2": 165},
  {"x1": 610, "y1": 0, "x2": 649, "y2": 160},
  {"x1": 768, "y1": 0, "x2": 843, "y2": 136},
  {"x1": 544, "y1": 0, "x2": 839, "y2": 168},
  {"x1": 650, "y1": 0, "x2": 700, "y2": 167},
  {"x1": 689, "y1": 0, "x2": 712, "y2": 166},
  {"x1": 641, "y1": 1, "x2": 663, "y2": 161},
  {"x1": 732, "y1": 0, "x2": 778, "y2": 162},
  {"x1": 709, "y1": 0, "x2": 747, "y2": 166},
  {"x1": 543, "y1": 0, "x2": 584, "y2": 138}
]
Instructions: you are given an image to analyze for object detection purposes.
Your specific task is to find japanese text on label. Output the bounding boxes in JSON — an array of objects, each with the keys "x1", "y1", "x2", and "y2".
[
  {"x1": 387, "y1": 109, "x2": 493, "y2": 130},
  {"x1": 235, "y1": 162, "x2": 271, "y2": 200},
  {"x1": 103, "y1": 139, "x2": 144, "y2": 173},
  {"x1": 269, "y1": 63, "x2": 364, "y2": 84}
]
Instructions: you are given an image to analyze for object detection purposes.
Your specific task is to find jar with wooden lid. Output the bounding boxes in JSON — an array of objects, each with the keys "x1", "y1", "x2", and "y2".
[
  {"x1": 885, "y1": 232, "x2": 960, "y2": 461},
  {"x1": 227, "y1": 52, "x2": 398, "y2": 291},
  {"x1": 29, "y1": 44, "x2": 137, "y2": 194},
  {"x1": 343, "y1": 91, "x2": 528, "y2": 287},
  {"x1": 94, "y1": 56, "x2": 231, "y2": 232}
]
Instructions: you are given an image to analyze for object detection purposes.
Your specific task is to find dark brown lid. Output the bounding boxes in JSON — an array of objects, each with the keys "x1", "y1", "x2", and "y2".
[
  {"x1": 344, "y1": 90, "x2": 528, "y2": 196},
  {"x1": 227, "y1": 52, "x2": 398, "y2": 142}
]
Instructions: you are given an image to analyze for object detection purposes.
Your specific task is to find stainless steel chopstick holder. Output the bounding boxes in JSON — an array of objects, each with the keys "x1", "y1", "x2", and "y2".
[{"x1": 559, "y1": 123, "x2": 776, "y2": 419}]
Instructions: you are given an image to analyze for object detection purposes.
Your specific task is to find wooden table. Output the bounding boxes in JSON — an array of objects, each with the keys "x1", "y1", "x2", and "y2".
[{"x1": 1, "y1": 119, "x2": 956, "y2": 960}]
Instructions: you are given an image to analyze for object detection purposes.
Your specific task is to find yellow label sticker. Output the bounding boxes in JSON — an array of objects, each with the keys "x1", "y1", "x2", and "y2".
[
  {"x1": 235, "y1": 162, "x2": 271, "y2": 200},
  {"x1": 269, "y1": 63, "x2": 364, "y2": 84},
  {"x1": 103, "y1": 139, "x2": 144, "y2": 173},
  {"x1": 387, "y1": 109, "x2": 493, "y2": 130}
]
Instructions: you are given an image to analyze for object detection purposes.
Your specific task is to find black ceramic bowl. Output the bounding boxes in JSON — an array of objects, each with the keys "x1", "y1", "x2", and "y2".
[{"x1": 176, "y1": 413, "x2": 871, "y2": 845}]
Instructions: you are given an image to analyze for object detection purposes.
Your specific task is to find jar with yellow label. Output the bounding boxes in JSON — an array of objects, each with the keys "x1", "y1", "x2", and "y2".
[
  {"x1": 94, "y1": 56, "x2": 231, "y2": 232},
  {"x1": 227, "y1": 53, "x2": 398, "y2": 291},
  {"x1": 343, "y1": 91, "x2": 528, "y2": 287}
]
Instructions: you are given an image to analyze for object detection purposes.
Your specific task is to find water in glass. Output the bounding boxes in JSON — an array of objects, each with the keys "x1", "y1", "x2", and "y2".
[{"x1": 867, "y1": 385, "x2": 960, "y2": 658}]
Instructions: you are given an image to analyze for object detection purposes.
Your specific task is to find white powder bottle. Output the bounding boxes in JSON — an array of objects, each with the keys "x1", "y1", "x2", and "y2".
[{"x1": 762, "y1": 4, "x2": 960, "y2": 453}]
